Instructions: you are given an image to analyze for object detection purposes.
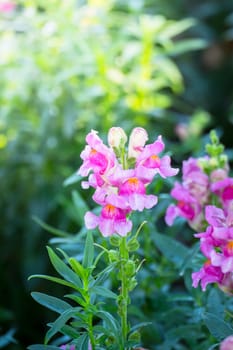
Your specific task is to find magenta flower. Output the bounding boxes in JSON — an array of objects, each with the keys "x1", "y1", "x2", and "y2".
[
  {"x1": 192, "y1": 260, "x2": 224, "y2": 291},
  {"x1": 78, "y1": 130, "x2": 116, "y2": 181},
  {"x1": 85, "y1": 203, "x2": 132, "y2": 237},
  {"x1": 136, "y1": 135, "x2": 178, "y2": 182},
  {"x1": 0, "y1": 1, "x2": 15, "y2": 12},
  {"x1": 165, "y1": 182, "x2": 203, "y2": 230},
  {"x1": 118, "y1": 177, "x2": 158, "y2": 211},
  {"x1": 211, "y1": 177, "x2": 233, "y2": 206},
  {"x1": 60, "y1": 345, "x2": 75, "y2": 350},
  {"x1": 220, "y1": 335, "x2": 233, "y2": 350}
]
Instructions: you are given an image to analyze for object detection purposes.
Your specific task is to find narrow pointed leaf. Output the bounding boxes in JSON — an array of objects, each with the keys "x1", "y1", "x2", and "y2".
[
  {"x1": 29, "y1": 274, "x2": 77, "y2": 289},
  {"x1": 73, "y1": 333, "x2": 89, "y2": 349},
  {"x1": 203, "y1": 312, "x2": 233, "y2": 341},
  {"x1": 91, "y1": 286, "x2": 117, "y2": 299},
  {"x1": 31, "y1": 292, "x2": 72, "y2": 314},
  {"x1": 27, "y1": 346, "x2": 60, "y2": 350},
  {"x1": 83, "y1": 231, "x2": 94, "y2": 268},
  {"x1": 45, "y1": 307, "x2": 81, "y2": 344},
  {"x1": 47, "y1": 247, "x2": 82, "y2": 288}
]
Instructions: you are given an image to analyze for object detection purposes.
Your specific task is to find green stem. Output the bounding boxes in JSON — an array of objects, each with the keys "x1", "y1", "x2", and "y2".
[
  {"x1": 119, "y1": 236, "x2": 129, "y2": 349},
  {"x1": 88, "y1": 314, "x2": 95, "y2": 350}
]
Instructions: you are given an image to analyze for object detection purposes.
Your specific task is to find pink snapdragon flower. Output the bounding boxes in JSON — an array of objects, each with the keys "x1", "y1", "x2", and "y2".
[
  {"x1": 211, "y1": 177, "x2": 233, "y2": 209},
  {"x1": 165, "y1": 182, "x2": 203, "y2": 230},
  {"x1": 165, "y1": 157, "x2": 209, "y2": 230},
  {"x1": 85, "y1": 203, "x2": 132, "y2": 237},
  {"x1": 78, "y1": 130, "x2": 117, "y2": 186},
  {"x1": 135, "y1": 135, "x2": 178, "y2": 182},
  {"x1": 192, "y1": 205, "x2": 233, "y2": 290},
  {"x1": 192, "y1": 260, "x2": 224, "y2": 291},
  {"x1": 220, "y1": 335, "x2": 233, "y2": 350}
]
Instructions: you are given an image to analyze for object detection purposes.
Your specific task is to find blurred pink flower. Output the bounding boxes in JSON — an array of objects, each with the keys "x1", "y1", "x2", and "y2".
[
  {"x1": 220, "y1": 335, "x2": 233, "y2": 350},
  {"x1": 0, "y1": 1, "x2": 15, "y2": 12}
]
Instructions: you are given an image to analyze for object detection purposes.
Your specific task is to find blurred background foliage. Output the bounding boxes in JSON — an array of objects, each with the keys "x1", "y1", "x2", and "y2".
[{"x1": 1, "y1": 0, "x2": 233, "y2": 349}]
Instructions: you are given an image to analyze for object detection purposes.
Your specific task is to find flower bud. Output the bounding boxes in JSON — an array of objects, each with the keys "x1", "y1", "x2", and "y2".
[
  {"x1": 108, "y1": 249, "x2": 119, "y2": 263},
  {"x1": 108, "y1": 127, "x2": 127, "y2": 149},
  {"x1": 128, "y1": 127, "x2": 148, "y2": 159},
  {"x1": 125, "y1": 260, "x2": 136, "y2": 277},
  {"x1": 109, "y1": 235, "x2": 121, "y2": 247}
]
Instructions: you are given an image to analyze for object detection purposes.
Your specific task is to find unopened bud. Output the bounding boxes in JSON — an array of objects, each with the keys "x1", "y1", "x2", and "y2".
[
  {"x1": 108, "y1": 127, "x2": 127, "y2": 149},
  {"x1": 128, "y1": 127, "x2": 148, "y2": 159}
]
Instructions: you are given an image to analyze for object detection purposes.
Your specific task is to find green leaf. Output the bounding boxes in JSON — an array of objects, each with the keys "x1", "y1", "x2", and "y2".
[
  {"x1": 31, "y1": 292, "x2": 72, "y2": 314},
  {"x1": 92, "y1": 263, "x2": 116, "y2": 287},
  {"x1": 203, "y1": 312, "x2": 233, "y2": 341},
  {"x1": 45, "y1": 307, "x2": 81, "y2": 344},
  {"x1": 32, "y1": 216, "x2": 71, "y2": 238},
  {"x1": 83, "y1": 231, "x2": 94, "y2": 269},
  {"x1": 63, "y1": 172, "x2": 82, "y2": 186},
  {"x1": 47, "y1": 247, "x2": 82, "y2": 289},
  {"x1": 159, "y1": 18, "x2": 196, "y2": 39},
  {"x1": 96, "y1": 311, "x2": 120, "y2": 336},
  {"x1": 91, "y1": 286, "x2": 117, "y2": 299},
  {"x1": 28, "y1": 274, "x2": 78, "y2": 289},
  {"x1": 153, "y1": 232, "x2": 188, "y2": 268},
  {"x1": 179, "y1": 242, "x2": 200, "y2": 276},
  {"x1": 27, "y1": 346, "x2": 60, "y2": 350},
  {"x1": 73, "y1": 333, "x2": 89, "y2": 350},
  {"x1": 65, "y1": 294, "x2": 86, "y2": 308},
  {"x1": 0, "y1": 329, "x2": 16, "y2": 348},
  {"x1": 72, "y1": 190, "x2": 89, "y2": 225}
]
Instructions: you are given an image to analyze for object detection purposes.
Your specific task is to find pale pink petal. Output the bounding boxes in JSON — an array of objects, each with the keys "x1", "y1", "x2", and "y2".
[{"x1": 84, "y1": 212, "x2": 99, "y2": 229}]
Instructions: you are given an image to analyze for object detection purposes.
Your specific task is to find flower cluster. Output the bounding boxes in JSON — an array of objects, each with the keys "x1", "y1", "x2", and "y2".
[
  {"x1": 165, "y1": 132, "x2": 233, "y2": 292},
  {"x1": 78, "y1": 127, "x2": 178, "y2": 237},
  {"x1": 220, "y1": 335, "x2": 233, "y2": 350}
]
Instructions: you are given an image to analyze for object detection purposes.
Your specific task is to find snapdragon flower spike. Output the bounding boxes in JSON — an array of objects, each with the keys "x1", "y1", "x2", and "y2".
[{"x1": 135, "y1": 135, "x2": 178, "y2": 182}]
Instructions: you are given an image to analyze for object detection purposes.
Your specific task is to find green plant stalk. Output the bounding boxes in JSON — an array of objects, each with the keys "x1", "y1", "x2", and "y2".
[
  {"x1": 83, "y1": 278, "x2": 96, "y2": 350},
  {"x1": 119, "y1": 236, "x2": 129, "y2": 349}
]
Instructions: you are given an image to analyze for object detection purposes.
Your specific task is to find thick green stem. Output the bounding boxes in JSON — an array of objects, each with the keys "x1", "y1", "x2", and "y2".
[{"x1": 119, "y1": 236, "x2": 129, "y2": 348}]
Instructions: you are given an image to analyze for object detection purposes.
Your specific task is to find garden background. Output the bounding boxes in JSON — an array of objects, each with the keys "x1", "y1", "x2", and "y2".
[{"x1": 1, "y1": 0, "x2": 233, "y2": 349}]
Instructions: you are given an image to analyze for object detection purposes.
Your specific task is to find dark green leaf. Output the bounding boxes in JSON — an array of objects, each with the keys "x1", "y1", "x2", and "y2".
[
  {"x1": 29, "y1": 275, "x2": 77, "y2": 289},
  {"x1": 47, "y1": 247, "x2": 82, "y2": 288},
  {"x1": 31, "y1": 292, "x2": 72, "y2": 314},
  {"x1": 27, "y1": 346, "x2": 60, "y2": 350},
  {"x1": 72, "y1": 190, "x2": 89, "y2": 225},
  {"x1": 45, "y1": 307, "x2": 81, "y2": 344},
  {"x1": 32, "y1": 216, "x2": 71, "y2": 238},
  {"x1": 91, "y1": 286, "x2": 117, "y2": 299},
  {"x1": 203, "y1": 312, "x2": 233, "y2": 340},
  {"x1": 0, "y1": 329, "x2": 16, "y2": 348},
  {"x1": 73, "y1": 333, "x2": 89, "y2": 350},
  {"x1": 153, "y1": 232, "x2": 188, "y2": 268},
  {"x1": 83, "y1": 231, "x2": 94, "y2": 269}
]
